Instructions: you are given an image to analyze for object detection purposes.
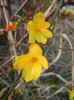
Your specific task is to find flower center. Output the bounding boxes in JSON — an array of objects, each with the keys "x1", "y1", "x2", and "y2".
[
  {"x1": 32, "y1": 57, "x2": 37, "y2": 62},
  {"x1": 34, "y1": 27, "x2": 39, "y2": 32}
]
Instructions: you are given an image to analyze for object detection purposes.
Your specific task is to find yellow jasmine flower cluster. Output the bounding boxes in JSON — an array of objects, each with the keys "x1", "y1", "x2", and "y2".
[
  {"x1": 14, "y1": 12, "x2": 52, "y2": 82},
  {"x1": 27, "y1": 12, "x2": 52, "y2": 44},
  {"x1": 61, "y1": 9, "x2": 69, "y2": 15},
  {"x1": 61, "y1": 9, "x2": 74, "y2": 18},
  {"x1": 14, "y1": 44, "x2": 48, "y2": 82}
]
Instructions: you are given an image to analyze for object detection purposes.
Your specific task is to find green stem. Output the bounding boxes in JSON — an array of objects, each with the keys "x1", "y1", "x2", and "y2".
[
  {"x1": 4, "y1": 71, "x2": 22, "y2": 100},
  {"x1": 49, "y1": 0, "x2": 63, "y2": 29}
]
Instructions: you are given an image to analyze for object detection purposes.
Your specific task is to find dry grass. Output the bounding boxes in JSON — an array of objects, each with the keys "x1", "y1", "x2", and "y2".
[{"x1": 0, "y1": 0, "x2": 74, "y2": 100}]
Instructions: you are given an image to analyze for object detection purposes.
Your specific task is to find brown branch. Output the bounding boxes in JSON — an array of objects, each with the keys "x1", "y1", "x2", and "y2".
[
  {"x1": 1, "y1": 0, "x2": 17, "y2": 63},
  {"x1": 44, "y1": 0, "x2": 56, "y2": 18},
  {"x1": 16, "y1": 32, "x2": 29, "y2": 47},
  {"x1": 12, "y1": 0, "x2": 29, "y2": 18},
  {"x1": 45, "y1": 9, "x2": 55, "y2": 20},
  {"x1": 43, "y1": 45, "x2": 74, "y2": 51},
  {"x1": 5, "y1": 0, "x2": 11, "y2": 17},
  {"x1": 0, "y1": 68, "x2": 11, "y2": 76},
  {"x1": 0, "y1": 29, "x2": 5, "y2": 31}
]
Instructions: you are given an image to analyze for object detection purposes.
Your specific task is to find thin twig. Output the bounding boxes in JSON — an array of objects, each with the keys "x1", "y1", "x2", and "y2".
[
  {"x1": 1, "y1": 0, "x2": 17, "y2": 62},
  {"x1": 42, "y1": 35, "x2": 62, "y2": 73},
  {"x1": 4, "y1": 71, "x2": 22, "y2": 100},
  {"x1": 46, "y1": 81, "x2": 71, "y2": 99},
  {"x1": 12, "y1": 0, "x2": 28, "y2": 18},
  {"x1": 45, "y1": 0, "x2": 71, "y2": 20},
  {"x1": 49, "y1": 0, "x2": 63, "y2": 28},
  {"x1": 44, "y1": 0, "x2": 56, "y2": 18},
  {"x1": 61, "y1": 33, "x2": 74, "y2": 90},
  {"x1": 0, "y1": 78, "x2": 9, "y2": 86},
  {"x1": 11, "y1": 42, "x2": 74, "y2": 51},
  {"x1": 0, "y1": 68, "x2": 11, "y2": 76},
  {"x1": 0, "y1": 56, "x2": 15, "y2": 69},
  {"x1": 0, "y1": 29, "x2": 5, "y2": 31},
  {"x1": 41, "y1": 72, "x2": 68, "y2": 84},
  {"x1": 16, "y1": 33, "x2": 29, "y2": 47},
  {"x1": 43, "y1": 46, "x2": 74, "y2": 51}
]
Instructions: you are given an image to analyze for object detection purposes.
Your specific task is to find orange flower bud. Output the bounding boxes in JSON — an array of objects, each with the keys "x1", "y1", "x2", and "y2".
[
  {"x1": 6, "y1": 25, "x2": 14, "y2": 31},
  {"x1": 6, "y1": 22, "x2": 15, "y2": 31}
]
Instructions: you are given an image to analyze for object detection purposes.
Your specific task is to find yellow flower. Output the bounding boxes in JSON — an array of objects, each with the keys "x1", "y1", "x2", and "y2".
[
  {"x1": 19, "y1": 89, "x2": 23, "y2": 95},
  {"x1": 71, "y1": 11, "x2": 74, "y2": 15},
  {"x1": 27, "y1": 12, "x2": 52, "y2": 44},
  {"x1": 50, "y1": 25, "x2": 54, "y2": 30},
  {"x1": 61, "y1": 9, "x2": 63, "y2": 13},
  {"x1": 64, "y1": 9, "x2": 69, "y2": 15},
  {"x1": 14, "y1": 44, "x2": 48, "y2": 82},
  {"x1": 69, "y1": 90, "x2": 74, "y2": 100}
]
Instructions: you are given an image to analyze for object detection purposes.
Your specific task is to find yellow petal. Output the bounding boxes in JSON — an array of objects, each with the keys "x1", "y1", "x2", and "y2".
[
  {"x1": 27, "y1": 21, "x2": 34, "y2": 31},
  {"x1": 10, "y1": 22, "x2": 13, "y2": 26},
  {"x1": 64, "y1": 9, "x2": 69, "y2": 15},
  {"x1": 50, "y1": 25, "x2": 54, "y2": 30},
  {"x1": 14, "y1": 54, "x2": 32, "y2": 70},
  {"x1": 41, "y1": 22, "x2": 50, "y2": 28},
  {"x1": 29, "y1": 44, "x2": 42, "y2": 56},
  {"x1": 35, "y1": 32, "x2": 47, "y2": 44},
  {"x1": 61, "y1": 9, "x2": 63, "y2": 13},
  {"x1": 34, "y1": 12, "x2": 45, "y2": 25},
  {"x1": 22, "y1": 63, "x2": 34, "y2": 82},
  {"x1": 38, "y1": 56, "x2": 48, "y2": 69},
  {"x1": 32, "y1": 63, "x2": 42, "y2": 81},
  {"x1": 29, "y1": 31, "x2": 35, "y2": 43},
  {"x1": 69, "y1": 90, "x2": 74, "y2": 100},
  {"x1": 41, "y1": 29, "x2": 53, "y2": 38},
  {"x1": 22, "y1": 62, "x2": 42, "y2": 82}
]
